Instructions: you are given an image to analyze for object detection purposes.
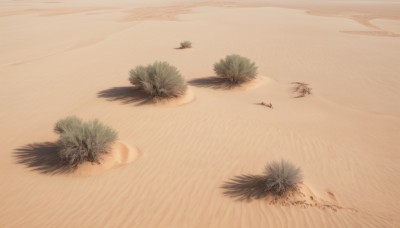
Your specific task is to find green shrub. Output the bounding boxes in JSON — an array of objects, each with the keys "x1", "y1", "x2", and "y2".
[
  {"x1": 129, "y1": 61, "x2": 187, "y2": 98},
  {"x1": 180, "y1": 41, "x2": 192, "y2": 49},
  {"x1": 222, "y1": 160, "x2": 303, "y2": 200},
  {"x1": 54, "y1": 116, "x2": 118, "y2": 168},
  {"x1": 214, "y1": 54, "x2": 258, "y2": 84},
  {"x1": 264, "y1": 160, "x2": 303, "y2": 195}
]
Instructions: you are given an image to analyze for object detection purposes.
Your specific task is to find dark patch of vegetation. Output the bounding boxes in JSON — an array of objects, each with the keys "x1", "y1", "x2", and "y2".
[
  {"x1": 222, "y1": 160, "x2": 303, "y2": 201},
  {"x1": 291, "y1": 82, "x2": 312, "y2": 98},
  {"x1": 54, "y1": 116, "x2": 118, "y2": 168},
  {"x1": 264, "y1": 160, "x2": 303, "y2": 195},
  {"x1": 129, "y1": 61, "x2": 187, "y2": 99},
  {"x1": 180, "y1": 41, "x2": 192, "y2": 49},
  {"x1": 214, "y1": 54, "x2": 258, "y2": 85},
  {"x1": 258, "y1": 101, "x2": 273, "y2": 109}
]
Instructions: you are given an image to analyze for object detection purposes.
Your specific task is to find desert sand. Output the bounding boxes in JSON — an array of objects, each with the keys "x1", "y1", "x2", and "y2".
[{"x1": 1, "y1": 0, "x2": 400, "y2": 227}]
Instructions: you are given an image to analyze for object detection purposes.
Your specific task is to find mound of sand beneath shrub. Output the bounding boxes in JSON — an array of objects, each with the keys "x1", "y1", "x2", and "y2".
[
  {"x1": 154, "y1": 86, "x2": 195, "y2": 107},
  {"x1": 73, "y1": 141, "x2": 140, "y2": 177}
]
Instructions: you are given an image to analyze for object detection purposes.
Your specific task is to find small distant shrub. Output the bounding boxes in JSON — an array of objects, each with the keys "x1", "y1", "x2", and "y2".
[
  {"x1": 259, "y1": 101, "x2": 273, "y2": 109},
  {"x1": 54, "y1": 116, "x2": 118, "y2": 168},
  {"x1": 291, "y1": 82, "x2": 312, "y2": 97},
  {"x1": 264, "y1": 160, "x2": 303, "y2": 195},
  {"x1": 214, "y1": 54, "x2": 258, "y2": 84},
  {"x1": 180, "y1": 41, "x2": 192, "y2": 49},
  {"x1": 129, "y1": 61, "x2": 187, "y2": 98}
]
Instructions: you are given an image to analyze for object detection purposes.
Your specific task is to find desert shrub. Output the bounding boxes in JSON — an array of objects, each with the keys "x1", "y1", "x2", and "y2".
[
  {"x1": 54, "y1": 116, "x2": 118, "y2": 168},
  {"x1": 129, "y1": 61, "x2": 187, "y2": 98},
  {"x1": 222, "y1": 160, "x2": 303, "y2": 200},
  {"x1": 214, "y1": 54, "x2": 258, "y2": 84},
  {"x1": 180, "y1": 41, "x2": 192, "y2": 49},
  {"x1": 264, "y1": 160, "x2": 303, "y2": 195},
  {"x1": 291, "y1": 82, "x2": 312, "y2": 97}
]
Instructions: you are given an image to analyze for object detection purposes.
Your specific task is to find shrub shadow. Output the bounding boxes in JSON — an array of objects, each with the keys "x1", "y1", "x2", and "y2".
[
  {"x1": 221, "y1": 174, "x2": 268, "y2": 201},
  {"x1": 97, "y1": 86, "x2": 153, "y2": 106},
  {"x1": 14, "y1": 142, "x2": 74, "y2": 174},
  {"x1": 188, "y1": 77, "x2": 236, "y2": 90}
]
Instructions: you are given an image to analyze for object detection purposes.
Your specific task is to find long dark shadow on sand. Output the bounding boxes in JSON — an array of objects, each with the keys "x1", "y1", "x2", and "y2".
[
  {"x1": 188, "y1": 77, "x2": 237, "y2": 90},
  {"x1": 97, "y1": 86, "x2": 153, "y2": 106},
  {"x1": 14, "y1": 142, "x2": 74, "y2": 174},
  {"x1": 222, "y1": 174, "x2": 268, "y2": 201}
]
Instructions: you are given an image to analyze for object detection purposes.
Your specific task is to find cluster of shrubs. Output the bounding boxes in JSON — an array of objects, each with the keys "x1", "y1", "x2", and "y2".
[
  {"x1": 40, "y1": 41, "x2": 304, "y2": 201},
  {"x1": 129, "y1": 54, "x2": 258, "y2": 99},
  {"x1": 52, "y1": 116, "x2": 302, "y2": 198},
  {"x1": 51, "y1": 53, "x2": 259, "y2": 168},
  {"x1": 54, "y1": 116, "x2": 303, "y2": 199},
  {"x1": 53, "y1": 115, "x2": 303, "y2": 198}
]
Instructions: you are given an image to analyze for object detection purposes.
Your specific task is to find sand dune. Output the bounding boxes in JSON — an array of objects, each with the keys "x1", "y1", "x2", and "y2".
[{"x1": 0, "y1": 0, "x2": 399, "y2": 227}]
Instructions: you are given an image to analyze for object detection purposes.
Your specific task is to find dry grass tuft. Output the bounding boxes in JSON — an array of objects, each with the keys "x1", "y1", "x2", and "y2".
[{"x1": 291, "y1": 82, "x2": 312, "y2": 98}]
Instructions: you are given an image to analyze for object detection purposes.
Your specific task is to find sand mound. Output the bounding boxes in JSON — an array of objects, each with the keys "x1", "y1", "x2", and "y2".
[
  {"x1": 264, "y1": 184, "x2": 351, "y2": 212},
  {"x1": 222, "y1": 176, "x2": 349, "y2": 212},
  {"x1": 73, "y1": 142, "x2": 140, "y2": 177},
  {"x1": 234, "y1": 75, "x2": 268, "y2": 91},
  {"x1": 154, "y1": 86, "x2": 195, "y2": 107}
]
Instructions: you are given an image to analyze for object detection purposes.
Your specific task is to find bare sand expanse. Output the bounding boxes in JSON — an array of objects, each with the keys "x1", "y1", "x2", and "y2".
[{"x1": 1, "y1": 0, "x2": 400, "y2": 227}]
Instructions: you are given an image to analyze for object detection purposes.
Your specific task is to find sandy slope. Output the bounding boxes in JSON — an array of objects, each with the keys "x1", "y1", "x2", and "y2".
[{"x1": 0, "y1": 0, "x2": 400, "y2": 227}]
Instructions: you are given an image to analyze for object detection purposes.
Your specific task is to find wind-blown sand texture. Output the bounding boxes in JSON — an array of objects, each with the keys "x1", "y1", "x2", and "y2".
[{"x1": 1, "y1": 0, "x2": 399, "y2": 227}]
